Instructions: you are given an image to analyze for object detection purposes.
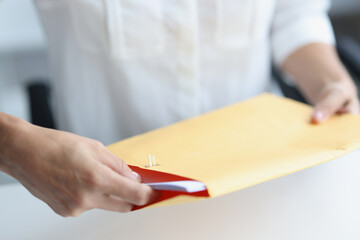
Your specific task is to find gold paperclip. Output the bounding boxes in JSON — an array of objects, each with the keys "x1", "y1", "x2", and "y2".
[{"x1": 145, "y1": 154, "x2": 160, "y2": 168}]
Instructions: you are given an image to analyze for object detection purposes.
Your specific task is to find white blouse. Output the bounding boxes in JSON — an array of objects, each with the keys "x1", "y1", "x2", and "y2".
[{"x1": 34, "y1": 0, "x2": 334, "y2": 144}]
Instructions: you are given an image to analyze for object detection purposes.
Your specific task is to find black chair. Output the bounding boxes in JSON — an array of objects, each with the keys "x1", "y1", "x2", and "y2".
[{"x1": 27, "y1": 81, "x2": 56, "y2": 129}]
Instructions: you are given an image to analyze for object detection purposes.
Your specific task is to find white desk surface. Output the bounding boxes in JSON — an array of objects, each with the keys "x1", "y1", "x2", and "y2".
[{"x1": 1, "y1": 150, "x2": 360, "y2": 240}]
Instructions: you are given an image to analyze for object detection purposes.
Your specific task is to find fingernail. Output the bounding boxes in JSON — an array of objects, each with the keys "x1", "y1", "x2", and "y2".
[
  {"x1": 132, "y1": 171, "x2": 142, "y2": 182},
  {"x1": 313, "y1": 110, "x2": 324, "y2": 123}
]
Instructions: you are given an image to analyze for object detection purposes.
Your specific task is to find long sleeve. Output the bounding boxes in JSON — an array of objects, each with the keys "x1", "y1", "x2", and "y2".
[{"x1": 271, "y1": 0, "x2": 335, "y2": 66}]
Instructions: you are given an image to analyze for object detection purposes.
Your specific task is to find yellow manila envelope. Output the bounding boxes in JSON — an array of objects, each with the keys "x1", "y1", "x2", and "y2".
[{"x1": 107, "y1": 94, "x2": 360, "y2": 209}]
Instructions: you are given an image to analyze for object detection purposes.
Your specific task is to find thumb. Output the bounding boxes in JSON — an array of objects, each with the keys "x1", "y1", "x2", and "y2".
[
  {"x1": 102, "y1": 149, "x2": 142, "y2": 182},
  {"x1": 130, "y1": 171, "x2": 142, "y2": 182},
  {"x1": 311, "y1": 87, "x2": 346, "y2": 124},
  {"x1": 117, "y1": 160, "x2": 142, "y2": 183}
]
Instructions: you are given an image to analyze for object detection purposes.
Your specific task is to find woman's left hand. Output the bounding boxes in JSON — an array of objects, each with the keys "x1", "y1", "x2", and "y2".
[
  {"x1": 281, "y1": 43, "x2": 360, "y2": 123},
  {"x1": 311, "y1": 79, "x2": 360, "y2": 124}
]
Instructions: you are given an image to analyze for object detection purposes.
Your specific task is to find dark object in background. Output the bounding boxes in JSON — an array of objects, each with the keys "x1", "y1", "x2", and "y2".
[
  {"x1": 337, "y1": 36, "x2": 360, "y2": 80},
  {"x1": 27, "y1": 82, "x2": 56, "y2": 129}
]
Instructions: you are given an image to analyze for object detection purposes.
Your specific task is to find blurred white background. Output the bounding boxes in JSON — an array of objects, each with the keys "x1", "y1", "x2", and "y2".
[
  {"x1": 0, "y1": 0, "x2": 47, "y2": 123},
  {"x1": 1, "y1": 0, "x2": 360, "y2": 184}
]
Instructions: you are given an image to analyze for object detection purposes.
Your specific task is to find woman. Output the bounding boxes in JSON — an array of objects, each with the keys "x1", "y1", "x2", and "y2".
[{"x1": 0, "y1": 0, "x2": 358, "y2": 216}]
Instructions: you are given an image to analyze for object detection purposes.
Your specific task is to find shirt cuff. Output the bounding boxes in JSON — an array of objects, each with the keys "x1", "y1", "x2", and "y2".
[{"x1": 271, "y1": 13, "x2": 335, "y2": 66}]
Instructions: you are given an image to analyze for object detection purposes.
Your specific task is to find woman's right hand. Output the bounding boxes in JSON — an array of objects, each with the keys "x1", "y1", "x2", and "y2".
[{"x1": 0, "y1": 112, "x2": 158, "y2": 217}]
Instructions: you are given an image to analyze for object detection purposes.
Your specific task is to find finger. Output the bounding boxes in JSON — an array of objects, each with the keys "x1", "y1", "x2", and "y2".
[
  {"x1": 94, "y1": 194, "x2": 134, "y2": 213},
  {"x1": 98, "y1": 166, "x2": 158, "y2": 206},
  {"x1": 100, "y1": 149, "x2": 141, "y2": 182},
  {"x1": 311, "y1": 88, "x2": 347, "y2": 124}
]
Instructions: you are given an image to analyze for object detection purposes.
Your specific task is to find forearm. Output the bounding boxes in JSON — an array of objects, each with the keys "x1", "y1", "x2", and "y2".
[
  {"x1": 281, "y1": 43, "x2": 356, "y2": 104},
  {"x1": 0, "y1": 112, "x2": 14, "y2": 172},
  {"x1": 0, "y1": 112, "x2": 155, "y2": 216},
  {"x1": 0, "y1": 112, "x2": 30, "y2": 174},
  {"x1": 281, "y1": 42, "x2": 359, "y2": 123}
]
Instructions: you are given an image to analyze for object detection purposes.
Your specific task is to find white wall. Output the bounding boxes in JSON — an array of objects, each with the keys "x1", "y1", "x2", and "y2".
[
  {"x1": 0, "y1": 0, "x2": 47, "y2": 121},
  {"x1": 0, "y1": 0, "x2": 45, "y2": 52}
]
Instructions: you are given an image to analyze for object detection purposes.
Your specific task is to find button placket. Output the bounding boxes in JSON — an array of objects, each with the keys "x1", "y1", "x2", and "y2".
[{"x1": 170, "y1": 0, "x2": 199, "y2": 119}]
